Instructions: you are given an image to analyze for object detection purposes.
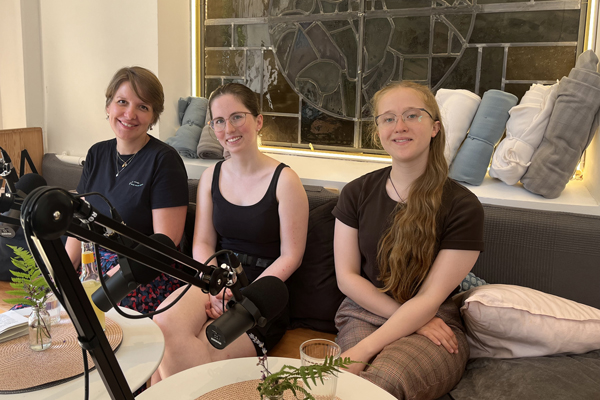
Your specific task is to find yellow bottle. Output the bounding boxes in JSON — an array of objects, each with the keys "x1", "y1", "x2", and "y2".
[{"x1": 80, "y1": 242, "x2": 106, "y2": 330}]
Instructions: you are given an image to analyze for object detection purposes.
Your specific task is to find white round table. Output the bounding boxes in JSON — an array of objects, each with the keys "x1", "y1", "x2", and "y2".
[
  {"x1": 138, "y1": 356, "x2": 395, "y2": 400},
  {"x1": 4, "y1": 307, "x2": 164, "y2": 400}
]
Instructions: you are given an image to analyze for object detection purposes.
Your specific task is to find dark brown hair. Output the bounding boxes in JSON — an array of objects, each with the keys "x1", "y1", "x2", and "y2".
[
  {"x1": 208, "y1": 83, "x2": 260, "y2": 117},
  {"x1": 105, "y1": 66, "x2": 164, "y2": 126},
  {"x1": 371, "y1": 81, "x2": 448, "y2": 304}
]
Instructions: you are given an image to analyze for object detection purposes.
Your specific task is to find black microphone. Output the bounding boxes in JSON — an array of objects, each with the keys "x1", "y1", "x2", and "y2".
[
  {"x1": 206, "y1": 275, "x2": 289, "y2": 350},
  {"x1": 0, "y1": 173, "x2": 47, "y2": 238},
  {"x1": 91, "y1": 233, "x2": 176, "y2": 312}
]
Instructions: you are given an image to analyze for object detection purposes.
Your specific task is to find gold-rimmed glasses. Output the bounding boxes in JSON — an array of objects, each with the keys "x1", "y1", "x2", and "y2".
[
  {"x1": 374, "y1": 108, "x2": 434, "y2": 129},
  {"x1": 209, "y1": 112, "x2": 255, "y2": 132}
]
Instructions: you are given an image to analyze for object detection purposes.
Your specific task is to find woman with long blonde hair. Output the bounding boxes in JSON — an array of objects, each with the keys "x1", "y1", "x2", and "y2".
[{"x1": 333, "y1": 82, "x2": 484, "y2": 399}]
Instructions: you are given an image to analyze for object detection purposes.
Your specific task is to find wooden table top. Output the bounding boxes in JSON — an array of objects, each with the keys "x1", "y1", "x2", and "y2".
[{"x1": 0, "y1": 280, "x2": 18, "y2": 313}]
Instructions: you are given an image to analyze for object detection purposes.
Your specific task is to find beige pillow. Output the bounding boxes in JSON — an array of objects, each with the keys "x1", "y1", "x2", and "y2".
[{"x1": 458, "y1": 284, "x2": 600, "y2": 359}]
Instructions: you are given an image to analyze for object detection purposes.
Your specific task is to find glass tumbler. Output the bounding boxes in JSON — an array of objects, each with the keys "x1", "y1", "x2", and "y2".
[{"x1": 299, "y1": 339, "x2": 342, "y2": 400}]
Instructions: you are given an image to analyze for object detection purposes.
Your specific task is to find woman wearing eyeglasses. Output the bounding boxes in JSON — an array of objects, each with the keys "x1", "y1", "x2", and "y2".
[
  {"x1": 151, "y1": 83, "x2": 309, "y2": 384},
  {"x1": 332, "y1": 82, "x2": 484, "y2": 399}
]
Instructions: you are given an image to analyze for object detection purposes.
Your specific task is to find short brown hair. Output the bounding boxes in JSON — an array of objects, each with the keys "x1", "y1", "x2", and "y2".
[
  {"x1": 208, "y1": 83, "x2": 260, "y2": 117},
  {"x1": 105, "y1": 66, "x2": 164, "y2": 126}
]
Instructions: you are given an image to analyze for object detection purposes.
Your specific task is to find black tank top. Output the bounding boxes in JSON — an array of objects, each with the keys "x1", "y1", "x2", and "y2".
[{"x1": 212, "y1": 161, "x2": 287, "y2": 259}]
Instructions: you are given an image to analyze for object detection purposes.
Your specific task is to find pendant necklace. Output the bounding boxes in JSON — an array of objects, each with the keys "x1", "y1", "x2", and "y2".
[
  {"x1": 115, "y1": 150, "x2": 137, "y2": 177},
  {"x1": 388, "y1": 173, "x2": 406, "y2": 204}
]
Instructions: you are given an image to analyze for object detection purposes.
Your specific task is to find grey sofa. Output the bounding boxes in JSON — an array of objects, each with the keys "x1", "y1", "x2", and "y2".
[{"x1": 42, "y1": 153, "x2": 600, "y2": 399}]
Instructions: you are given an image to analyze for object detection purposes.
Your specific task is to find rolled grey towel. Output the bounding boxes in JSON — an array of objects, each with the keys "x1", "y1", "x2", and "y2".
[
  {"x1": 449, "y1": 90, "x2": 518, "y2": 186},
  {"x1": 521, "y1": 50, "x2": 600, "y2": 198},
  {"x1": 197, "y1": 123, "x2": 224, "y2": 159},
  {"x1": 166, "y1": 97, "x2": 208, "y2": 159}
]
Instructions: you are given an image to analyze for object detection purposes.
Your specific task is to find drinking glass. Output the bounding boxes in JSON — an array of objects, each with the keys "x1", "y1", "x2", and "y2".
[
  {"x1": 45, "y1": 293, "x2": 61, "y2": 325},
  {"x1": 299, "y1": 339, "x2": 341, "y2": 400}
]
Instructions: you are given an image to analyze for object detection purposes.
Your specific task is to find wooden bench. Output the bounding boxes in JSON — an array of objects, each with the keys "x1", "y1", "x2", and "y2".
[{"x1": 269, "y1": 328, "x2": 337, "y2": 359}]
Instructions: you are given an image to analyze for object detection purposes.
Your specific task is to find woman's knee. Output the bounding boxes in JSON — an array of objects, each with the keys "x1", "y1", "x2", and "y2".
[
  {"x1": 153, "y1": 286, "x2": 208, "y2": 339},
  {"x1": 361, "y1": 334, "x2": 468, "y2": 400}
]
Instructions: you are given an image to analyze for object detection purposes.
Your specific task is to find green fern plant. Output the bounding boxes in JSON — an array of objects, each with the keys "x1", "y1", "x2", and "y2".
[
  {"x1": 256, "y1": 355, "x2": 360, "y2": 399},
  {"x1": 3, "y1": 245, "x2": 51, "y2": 308}
]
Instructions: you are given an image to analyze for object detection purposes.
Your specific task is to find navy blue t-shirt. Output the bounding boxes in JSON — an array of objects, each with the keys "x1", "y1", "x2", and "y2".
[{"x1": 77, "y1": 136, "x2": 189, "y2": 236}]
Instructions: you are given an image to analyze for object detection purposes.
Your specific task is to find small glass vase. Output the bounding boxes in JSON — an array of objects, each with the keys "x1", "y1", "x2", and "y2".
[
  {"x1": 29, "y1": 306, "x2": 52, "y2": 351},
  {"x1": 262, "y1": 395, "x2": 283, "y2": 400}
]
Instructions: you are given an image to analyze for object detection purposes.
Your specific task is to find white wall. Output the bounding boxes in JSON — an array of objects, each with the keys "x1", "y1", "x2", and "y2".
[
  {"x1": 40, "y1": 0, "x2": 159, "y2": 156},
  {"x1": 20, "y1": 0, "x2": 45, "y2": 131},
  {"x1": 39, "y1": 0, "x2": 190, "y2": 156},
  {"x1": 0, "y1": 0, "x2": 27, "y2": 129},
  {"x1": 158, "y1": 0, "x2": 192, "y2": 141}
]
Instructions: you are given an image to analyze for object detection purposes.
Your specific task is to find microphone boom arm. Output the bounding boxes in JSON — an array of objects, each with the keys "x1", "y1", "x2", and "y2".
[{"x1": 20, "y1": 187, "x2": 221, "y2": 399}]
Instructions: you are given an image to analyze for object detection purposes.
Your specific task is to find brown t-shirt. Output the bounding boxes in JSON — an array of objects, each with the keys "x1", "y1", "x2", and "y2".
[{"x1": 332, "y1": 166, "x2": 484, "y2": 288}]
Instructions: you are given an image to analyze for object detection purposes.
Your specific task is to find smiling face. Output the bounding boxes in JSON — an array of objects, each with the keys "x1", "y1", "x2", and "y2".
[
  {"x1": 375, "y1": 87, "x2": 440, "y2": 168},
  {"x1": 210, "y1": 94, "x2": 263, "y2": 153},
  {"x1": 106, "y1": 81, "x2": 153, "y2": 147}
]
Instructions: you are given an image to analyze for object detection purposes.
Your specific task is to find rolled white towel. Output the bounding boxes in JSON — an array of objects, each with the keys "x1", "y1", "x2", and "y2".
[
  {"x1": 489, "y1": 83, "x2": 558, "y2": 185},
  {"x1": 435, "y1": 89, "x2": 481, "y2": 166}
]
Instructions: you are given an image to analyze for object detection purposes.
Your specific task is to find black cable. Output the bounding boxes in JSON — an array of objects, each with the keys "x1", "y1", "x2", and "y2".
[
  {"x1": 82, "y1": 348, "x2": 89, "y2": 400},
  {"x1": 74, "y1": 193, "x2": 236, "y2": 320}
]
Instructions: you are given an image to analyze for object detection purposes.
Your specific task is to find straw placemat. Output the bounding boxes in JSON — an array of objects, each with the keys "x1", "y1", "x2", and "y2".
[
  {"x1": 0, "y1": 312, "x2": 122, "y2": 393},
  {"x1": 195, "y1": 379, "x2": 341, "y2": 400}
]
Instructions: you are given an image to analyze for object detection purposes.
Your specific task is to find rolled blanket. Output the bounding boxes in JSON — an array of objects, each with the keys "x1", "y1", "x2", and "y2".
[
  {"x1": 166, "y1": 97, "x2": 208, "y2": 159},
  {"x1": 489, "y1": 83, "x2": 558, "y2": 185},
  {"x1": 197, "y1": 111, "x2": 225, "y2": 159},
  {"x1": 449, "y1": 90, "x2": 518, "y2": 186},
  {"x1": 521, "y1": 50, "x2": 600, "y2": 198},
  {"x1": 435, "y1": 89, "x2": 481, "y2": 166}
]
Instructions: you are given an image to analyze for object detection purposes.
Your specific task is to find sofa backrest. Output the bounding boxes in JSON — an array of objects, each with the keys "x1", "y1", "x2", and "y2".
[
  {"x1": 473, "y1": 204, "x2": 600, "y2": 309},
  {"x1": 42, "y1": 153, "x2": 83, "y2": 191},
  {"x1": 42, "y1": 153, "x2": 600, "y2": 311}
]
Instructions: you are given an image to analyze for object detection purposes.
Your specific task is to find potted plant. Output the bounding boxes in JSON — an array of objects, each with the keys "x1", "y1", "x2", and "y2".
[
  {"x1": 256, "y1": 353, "x2": 359, "y2": 400},
  {"x1": 3, "y1": 245, "x2": 53, "y2": 351}
]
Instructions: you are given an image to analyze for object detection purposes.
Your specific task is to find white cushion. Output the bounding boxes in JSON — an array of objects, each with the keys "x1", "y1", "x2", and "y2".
[{"x1": 458, "y1": 284, "x2": 600, "y2": 359}]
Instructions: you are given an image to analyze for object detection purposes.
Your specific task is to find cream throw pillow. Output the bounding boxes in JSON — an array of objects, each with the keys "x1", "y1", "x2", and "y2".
[{"x1": 458, "y1": 284, "x2": 600, "y2": 359}]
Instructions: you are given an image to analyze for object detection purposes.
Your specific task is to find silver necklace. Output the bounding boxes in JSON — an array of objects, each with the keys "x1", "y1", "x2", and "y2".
[
  {"x1": 115, "y1": 150, "x2": 137, "y2": 177},
  {"x1": 388, "y1": 173, "x2": 406, "y2": 203}
]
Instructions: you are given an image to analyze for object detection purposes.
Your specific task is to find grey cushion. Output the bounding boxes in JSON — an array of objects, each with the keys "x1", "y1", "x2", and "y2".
[{"x1": 450, "y1": 350, "x2": 600, "y2": 400}]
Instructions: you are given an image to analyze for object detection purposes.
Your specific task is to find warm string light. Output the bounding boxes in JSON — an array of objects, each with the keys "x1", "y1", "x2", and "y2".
[
  {"x1": 259, "y1": 146, "x2": 392, "y2": 163},
  {"x1": 587, "y1": 0, "x2": 598, "y2": 51}
]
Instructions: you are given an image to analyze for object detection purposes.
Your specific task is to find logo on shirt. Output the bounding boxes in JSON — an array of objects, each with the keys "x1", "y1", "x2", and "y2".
[{"x1": 129, "y1": 181, "x2": 144, "y2": 187}]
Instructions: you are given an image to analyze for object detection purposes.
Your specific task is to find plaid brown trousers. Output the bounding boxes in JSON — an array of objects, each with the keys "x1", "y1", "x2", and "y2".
[{"x1": 335, "y1": 297, "x2": 469, "y2": 400}]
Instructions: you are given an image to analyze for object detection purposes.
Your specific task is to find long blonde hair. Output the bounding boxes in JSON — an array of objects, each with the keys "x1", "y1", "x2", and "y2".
[{"x1": 371, "y1": 82, "x2": 448, "y2": 304}]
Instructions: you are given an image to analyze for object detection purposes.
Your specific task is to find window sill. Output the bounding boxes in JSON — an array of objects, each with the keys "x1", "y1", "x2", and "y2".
[{"x1": 182, "y1": 153, "x2": 600, "y2": 216}]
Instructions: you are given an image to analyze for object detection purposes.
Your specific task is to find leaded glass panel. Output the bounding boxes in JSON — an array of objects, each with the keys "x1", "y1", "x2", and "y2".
[{"x1": 201, "y1": 0, "x2": 586, "y2": 154}]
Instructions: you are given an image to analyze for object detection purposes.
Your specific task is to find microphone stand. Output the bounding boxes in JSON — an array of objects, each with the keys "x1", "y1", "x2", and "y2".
[{"x1": 19, "y1": 186, "x2": 240, "y2": 400}]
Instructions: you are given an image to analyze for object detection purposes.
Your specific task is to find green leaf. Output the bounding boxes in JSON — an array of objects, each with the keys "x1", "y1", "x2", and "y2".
[
  {"x1": 9, "y1": 270, "x2": 28, "y2": 279},
  {"x1": 4, "y1": 244, "x2": 49, "y2": 307},
  {"x1": 6, "y1": 290, "x2": 28, "y2": 297}
]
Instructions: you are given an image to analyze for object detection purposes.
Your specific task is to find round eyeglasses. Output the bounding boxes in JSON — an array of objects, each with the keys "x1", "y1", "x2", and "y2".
[
  {"x1": 209, "y1": 112, "x2": 255, "y2": 132},
  {"x1": 374, "y1": 108, "x2": 434, "y2": 128}
]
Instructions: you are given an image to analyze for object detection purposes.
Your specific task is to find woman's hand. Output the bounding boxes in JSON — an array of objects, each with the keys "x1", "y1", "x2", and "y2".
[
  {"x1": 106, "y1": 265, "x2": 120, "y2": 277},
  {"x1": 204, "y1": 288, "x2": 232, "y2": 319},
  {"x1": 416, "y1": 316, "x2": 458, "y2": 354},
  {"x1": 340, "y1": 345, "x2": 372, "y2": 375}
]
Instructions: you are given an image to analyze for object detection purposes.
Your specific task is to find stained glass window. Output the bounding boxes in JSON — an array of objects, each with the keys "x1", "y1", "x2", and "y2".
[{"x1": 200, "y1": 0, "x2": 586, "y2": 154}]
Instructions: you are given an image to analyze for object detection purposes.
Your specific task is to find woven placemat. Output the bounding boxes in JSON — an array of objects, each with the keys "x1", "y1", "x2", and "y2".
[
  {"x1": 195, "y1": 379, "x2": 341, "y2": 400},
  {"x1": 0, "y1": 312, "x2": 122, "y2": 393}
]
